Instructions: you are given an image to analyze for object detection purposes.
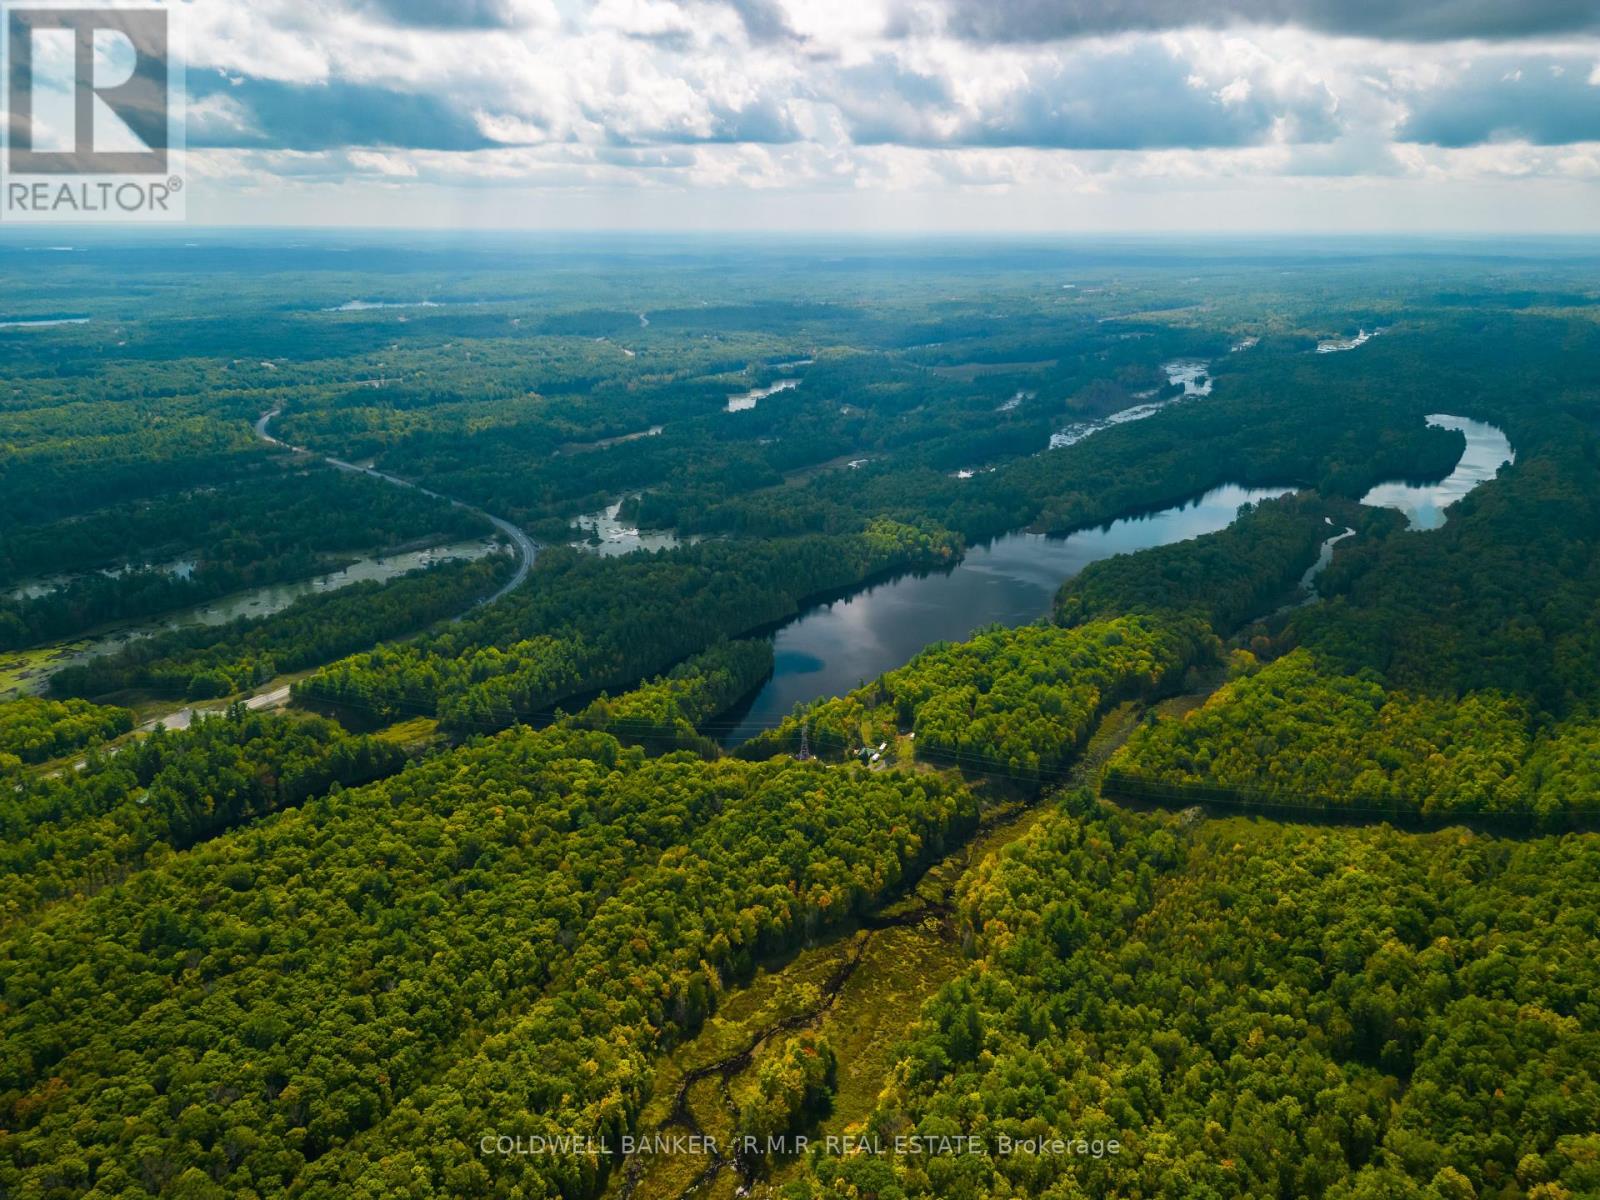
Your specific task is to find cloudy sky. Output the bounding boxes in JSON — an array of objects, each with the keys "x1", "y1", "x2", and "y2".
[{"x1": 165, "y1": 0, "x2": 1600, "y2": 229}]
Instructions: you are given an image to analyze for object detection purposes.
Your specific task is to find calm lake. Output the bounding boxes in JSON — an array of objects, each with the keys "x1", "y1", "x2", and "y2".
[
  {"x1": 1358, "y1": 414, "x2": 1514, "y2": 530},
  {"x1": 721, "y1": 483, "x2": 1288, "y2": 743},
  {"x1": 724, "y1": 412, "x2": 1514, "y2": 742}
]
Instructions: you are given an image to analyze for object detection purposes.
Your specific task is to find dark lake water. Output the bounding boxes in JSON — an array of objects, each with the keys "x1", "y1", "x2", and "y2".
[{"x1": 721, "y1": 483, "x2": 1288, "y2": 743}]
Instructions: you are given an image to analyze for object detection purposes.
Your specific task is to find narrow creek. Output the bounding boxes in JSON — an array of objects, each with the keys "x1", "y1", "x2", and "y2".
[{"x1": 612, "y1": 701, "x2": 1148, "y2": 1200}]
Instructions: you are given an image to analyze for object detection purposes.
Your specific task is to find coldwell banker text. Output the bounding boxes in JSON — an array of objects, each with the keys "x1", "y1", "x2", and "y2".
[
  {"x1": 479, "y1": 1132, "x2": 1124, "y2": 1159},
  {"x1": 1, "y1": 3, "x2": 186, "y2": 221}
]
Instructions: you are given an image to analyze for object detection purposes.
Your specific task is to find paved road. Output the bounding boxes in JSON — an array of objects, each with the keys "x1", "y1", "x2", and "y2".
[
  {"x1": 130, "y1": 415, "x2": 541, "y2": 733},
  {"x1": 137, "y1": 684, "x2": 292, "y2": 735},
  {"x1": 254, "y1": 409, "x2": 536, "y2": 604}
]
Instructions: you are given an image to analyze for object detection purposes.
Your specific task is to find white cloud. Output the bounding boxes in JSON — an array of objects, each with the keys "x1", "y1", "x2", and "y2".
[
  {"x1": 163, "y1": 0, "x2": 1600, "y2": 229},
  {"x1": 1219, "y1": 78, "x2": 1253, "y2": 105},
  {"x1": 345, "y1": 149, "x2": 419, "y2": 175}
]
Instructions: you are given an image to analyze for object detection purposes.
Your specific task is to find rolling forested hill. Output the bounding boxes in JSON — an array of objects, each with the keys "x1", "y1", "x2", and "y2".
[{"x1": 2, "y1": 234, "x2": 1599, "y2": 1199}]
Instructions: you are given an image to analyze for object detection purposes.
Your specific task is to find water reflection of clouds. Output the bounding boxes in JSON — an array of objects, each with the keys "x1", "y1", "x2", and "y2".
[
  {"x1": 726, "y1": 420, "x2": 1515, "y2": 742},
  {"x1": 1359, "y1": 414, "x2": 1513, "y2": 531},
  {"x1": 725, "y1": 482, "x2": 1289, "y2": 744}
]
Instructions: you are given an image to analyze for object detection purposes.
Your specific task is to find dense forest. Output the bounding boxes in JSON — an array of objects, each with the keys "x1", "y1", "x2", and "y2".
[
  {"x1": 50, "y1": 554, "x2": 514, "y2": 700},
  {"x1": 3, "y1": 236, "x2": 1600, "y2": 1199},
  {"x1": 787, "y1": 797, "x2": 1600, "y2": 1200},
  {"x1": 0, "y1": 707, "x2": 405, "y2": 920},
  {"x1": 1289, "y1": 415, "x2": 1600, "y2": 712},
  {"x1": 0, "y1": 722, "x2": 977, "y2": 1197},
  {"x1": 298, "y1": 521, "x2": 957, "y2": 732},
  {"x1": 564, "y1": 639, "x2": 775, "y2": 757},
  {"x1": 0, "y1": 466, "x2": 488, "y2": 650},
  {"x1": 739, "y1": 616, "x2": 1210, "y2": 782},
  {"x1": 0, "y1": 466, "x2": 483, "y2": 588},
  {"x1": 0, "y1": 696, "x2": 132, "y2": 766},
  {"x1": 1054, "y1": 491, "x2": 1351, "y2": 630},
  {"x1": 1106, "y1": 649, "x2": 1600, "y2": 824}
]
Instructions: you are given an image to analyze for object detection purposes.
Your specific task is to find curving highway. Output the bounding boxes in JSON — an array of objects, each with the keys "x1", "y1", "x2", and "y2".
[
  {"x1": 131, "y1": 415, "x2": 541, "y2": 733},
  {"x1": 253, "y1": 408, "x2": 536, "y2": 605}
]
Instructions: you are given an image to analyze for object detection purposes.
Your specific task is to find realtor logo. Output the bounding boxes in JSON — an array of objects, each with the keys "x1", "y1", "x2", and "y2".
[{"x1": 2, "y1": 3, "x2": 185, "y2": 220}]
